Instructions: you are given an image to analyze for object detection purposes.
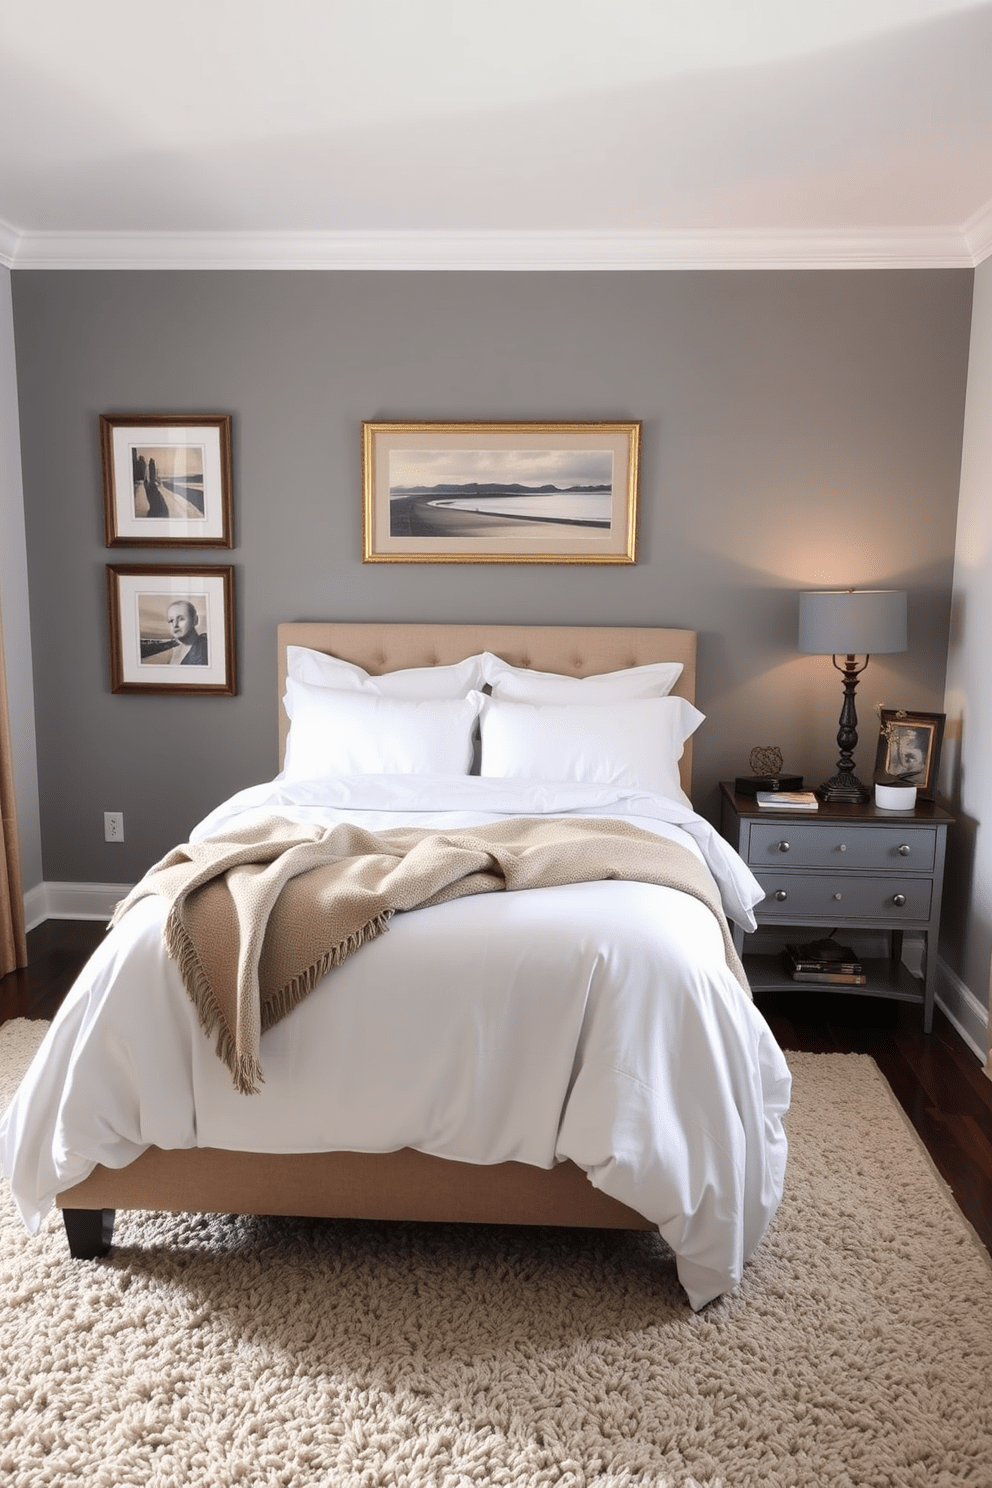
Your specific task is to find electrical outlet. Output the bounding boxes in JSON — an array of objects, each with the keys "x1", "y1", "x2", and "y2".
[{"x1": 104, "y1": 812, "x2": 124, "y2": 843}]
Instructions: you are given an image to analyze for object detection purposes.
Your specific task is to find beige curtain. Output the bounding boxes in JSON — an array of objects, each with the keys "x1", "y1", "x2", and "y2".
[{"x1": 0, "y1": 606, "x2": 27, "y2": 976}]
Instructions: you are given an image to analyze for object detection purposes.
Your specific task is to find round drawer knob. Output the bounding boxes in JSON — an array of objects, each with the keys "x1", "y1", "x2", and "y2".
[
  {"x1": 892, "y1": 893, "x2": 907, "y2": 907},
  {"x1": 833, "y1": 892, "x2": 843, "y2": 901},
  {"x1": 839, "y1": 844, "x2": 847, "y2": 852},
  {"x1": 774, "y1": 890, "x2": 788, "y2": 902},
  {"x1": 777, "y1": 841, "x2": 790, "y2": 853},
  {"x1": 898, "y1": 845, "x2": 911, "y2": 857}
]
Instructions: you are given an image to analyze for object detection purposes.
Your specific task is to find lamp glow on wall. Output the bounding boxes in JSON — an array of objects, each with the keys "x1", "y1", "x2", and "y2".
[{"x1": 798, "y1": 589, "x2": 907, "y2": 803}]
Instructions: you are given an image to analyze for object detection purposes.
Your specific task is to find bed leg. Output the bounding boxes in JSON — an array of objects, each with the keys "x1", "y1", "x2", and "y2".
[{"x1": 61, "y1": 1207, "x2": 116, "y2": 1259}]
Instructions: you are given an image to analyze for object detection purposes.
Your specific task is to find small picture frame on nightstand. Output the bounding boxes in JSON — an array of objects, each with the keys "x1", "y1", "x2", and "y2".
[{"x1": 873, "y1": 710, "x2": 945, "y2": 801}]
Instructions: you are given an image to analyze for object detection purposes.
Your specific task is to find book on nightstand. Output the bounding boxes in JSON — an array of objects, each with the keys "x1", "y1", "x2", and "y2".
[
  {"x1": 783, "y1": 939, "x2": 866, "y2": 985},
  {"x1": 755, "y1": 791, "x2": 819, "y2": 810},
  {"x1": 790, "y1": 969, "x2": 868, "y2": 985}
]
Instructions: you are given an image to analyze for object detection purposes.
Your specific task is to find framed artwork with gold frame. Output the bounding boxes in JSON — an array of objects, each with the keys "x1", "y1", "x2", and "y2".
[{"x1": 362, "y1": 420, "x2": 639, "y2": 564}]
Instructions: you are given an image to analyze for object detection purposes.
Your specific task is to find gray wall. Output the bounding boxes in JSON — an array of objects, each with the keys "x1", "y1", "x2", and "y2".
[{"x1": 11, "y1": 269, "x2": 973, "y2": 884}]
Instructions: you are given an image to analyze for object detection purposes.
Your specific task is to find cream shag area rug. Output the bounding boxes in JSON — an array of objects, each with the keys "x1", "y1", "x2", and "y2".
[{"x1": 1, "y1": 1021, "x2": 991, "y2": 1488}]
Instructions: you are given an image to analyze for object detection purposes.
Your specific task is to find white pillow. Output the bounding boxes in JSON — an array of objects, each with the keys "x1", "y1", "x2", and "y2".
[
  {"x1": 480, "y1": 653, "x2": 683, "y2": 703},
  {"x1": 283, "y1": 681, "x2": 486, "y2": 780},
  {"x1": 286, "y1": 646, "x2": 486, "y2": 699},
  {"x1": 478, "y1": 695, "x2": 703, "y2": 805}
]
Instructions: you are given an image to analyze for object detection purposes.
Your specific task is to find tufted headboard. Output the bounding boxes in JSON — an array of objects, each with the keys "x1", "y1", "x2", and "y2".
[{"x1": 277, "y1": 622, "x2": 698, "y2": 795}]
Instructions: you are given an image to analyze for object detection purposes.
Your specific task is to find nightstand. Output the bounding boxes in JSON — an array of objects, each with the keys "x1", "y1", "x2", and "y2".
[{"x1": 719, "y1": 782, "x2": 954, "y2": 1032}]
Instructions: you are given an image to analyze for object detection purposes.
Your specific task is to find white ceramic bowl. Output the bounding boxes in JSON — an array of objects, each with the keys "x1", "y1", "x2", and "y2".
[{"x1": 874, "y1": 782, "x2": 917, "y2": 810}]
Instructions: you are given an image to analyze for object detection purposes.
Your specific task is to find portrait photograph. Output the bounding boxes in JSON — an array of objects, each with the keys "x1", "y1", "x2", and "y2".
[
  {"x1": 138, "y1": 591, "x2": 211, "y2": 668},
  {"x1": 106, "y1": 565, "x2": 236, "y2": 695},
  {"x1": 363, "y1": 421, "x2": 639, "y2": 563},
  {"x1": 101, "y1": 414, "x2": 233, "y2": 547},
  {"x1": 874, "y1": 708, "x2": 945, "y2": 801}
]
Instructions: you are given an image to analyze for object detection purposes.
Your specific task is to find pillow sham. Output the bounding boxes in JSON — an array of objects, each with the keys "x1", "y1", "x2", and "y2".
[
  {"x1": 282, "y1": 681, "x2": 485, "y2": 780},
  {"x1": 286, "y1": 645, "x2": 487, "y2": 699},
  {"x1": 480, "y1": 653, "x2": 683, "y2": 703},
  {"x1": 478, "y1": 694, "x2": 703, "y2": 805}
]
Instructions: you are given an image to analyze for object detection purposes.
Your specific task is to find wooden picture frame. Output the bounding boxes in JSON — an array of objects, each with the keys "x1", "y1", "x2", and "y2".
[
  {"x1": 873, "y1": 709, "x2": 945, "y2": 801},
  {"x1": 107, "y1": 564, "x2": 236, "y2": 695},
  {"x1": 101, "y1": 414, "x2": 233, "y2": 547},
  {"x1": 362, "y1": 420, "x2": 639, "y2": 564}
]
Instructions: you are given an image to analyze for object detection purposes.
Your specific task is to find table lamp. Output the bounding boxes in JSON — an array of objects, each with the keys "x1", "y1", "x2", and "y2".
[{"x1": 798, "y1": 589, "x2": 907, "y2": 803}]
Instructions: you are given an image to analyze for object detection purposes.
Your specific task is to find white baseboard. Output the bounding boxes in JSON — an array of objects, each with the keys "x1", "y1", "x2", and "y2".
[
  {"x1": 23, "y1": 881, "x2": 133, "y2": 931},
  {"x1": 935, "y1": 957, "x2": 990, "y2": 1065}
]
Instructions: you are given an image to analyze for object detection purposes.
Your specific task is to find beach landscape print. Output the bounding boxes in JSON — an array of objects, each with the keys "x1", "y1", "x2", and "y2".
[
  {"x1": 389, "y1": 447, "x2": 613, "y2": 536},
  {"x1": 364, "y1": 421, "x2": 639, "y2": 563},
  {"x1": 131, "y1": 444, "x2": 206, "y2": 521},
  {"x1": 101, "y1": 414, "x2": 233, "y2": 547}
]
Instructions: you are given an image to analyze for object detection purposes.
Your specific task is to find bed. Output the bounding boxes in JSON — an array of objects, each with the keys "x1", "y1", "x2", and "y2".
[{"x1": 0, "y1": 622, "x2": 791, "y2": 1311}]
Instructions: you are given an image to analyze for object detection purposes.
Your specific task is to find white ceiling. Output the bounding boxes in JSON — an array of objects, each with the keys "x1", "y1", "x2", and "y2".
[{"x1": 2, "y1": 0, "x2": 991, "y2": 270}]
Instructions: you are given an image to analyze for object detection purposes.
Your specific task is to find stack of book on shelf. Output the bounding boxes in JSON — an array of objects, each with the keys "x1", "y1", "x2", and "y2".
[{"x1": 783, "y1": 938, "x2": 867, "y2": 985}]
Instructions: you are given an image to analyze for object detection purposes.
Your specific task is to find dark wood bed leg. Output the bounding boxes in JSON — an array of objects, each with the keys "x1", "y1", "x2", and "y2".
[{"x1": 61, "y1": 1207, "x2": 116, "y2": 1259}]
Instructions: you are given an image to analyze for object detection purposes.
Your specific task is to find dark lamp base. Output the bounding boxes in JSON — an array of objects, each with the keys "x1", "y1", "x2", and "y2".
[{"x1": 817, "y1": 771, "x2": 871, "y2": 804}]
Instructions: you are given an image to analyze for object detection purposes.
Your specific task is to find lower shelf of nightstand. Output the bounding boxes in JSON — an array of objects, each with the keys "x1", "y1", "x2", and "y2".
[{"x1": 743, "y1": 953, "x2": 925, "y2": 1006}]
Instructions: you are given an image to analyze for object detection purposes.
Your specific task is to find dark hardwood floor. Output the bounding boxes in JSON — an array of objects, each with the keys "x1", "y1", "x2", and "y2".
[
  {"x1": 3, "y1": 920, "x2": 992, "y2": 1262},
  {"x1": 0, "y1": 919, "x2": 109, "y2": 1025}
]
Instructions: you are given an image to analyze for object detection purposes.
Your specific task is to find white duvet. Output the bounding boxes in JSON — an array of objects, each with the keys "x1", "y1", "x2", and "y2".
[{"x1": 0, "y1": 776, "x2": 791, "y2": 1311}]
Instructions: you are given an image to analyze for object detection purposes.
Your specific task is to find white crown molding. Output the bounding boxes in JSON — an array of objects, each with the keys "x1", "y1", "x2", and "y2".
[
  {"x1": 0, "y1": 223, "x2": 980, "y2": 272},
  {"x1": 23, "y1": 880, "x2": 132, "y2": 932},
  {"x1": 962, "y1": 198, "x2": 992, "y2": 266}
]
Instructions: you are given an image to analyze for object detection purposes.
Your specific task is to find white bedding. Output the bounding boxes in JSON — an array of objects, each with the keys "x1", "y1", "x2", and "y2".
[{"x1": 0, "y1": 776, "x2": 791, "y2": 1312}]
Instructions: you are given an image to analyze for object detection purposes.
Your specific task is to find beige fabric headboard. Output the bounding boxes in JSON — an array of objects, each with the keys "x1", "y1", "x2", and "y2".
[{"x1": 277, "y1": 622, "x2": 698, "y2": 796}]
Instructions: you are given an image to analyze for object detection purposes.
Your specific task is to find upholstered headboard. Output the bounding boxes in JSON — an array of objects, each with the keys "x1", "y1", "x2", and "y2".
[{"x1": 277, "y1": 622, "x2": 698, "y2": 794}]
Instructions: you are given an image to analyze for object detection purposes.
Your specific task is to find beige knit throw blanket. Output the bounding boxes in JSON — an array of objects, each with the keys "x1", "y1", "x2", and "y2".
[{"x1": 111, "y1": 814, "x2": 749, "y2": 1094}]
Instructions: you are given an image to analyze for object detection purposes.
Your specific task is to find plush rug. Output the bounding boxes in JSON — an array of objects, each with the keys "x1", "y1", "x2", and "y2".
[{"x1": 1, "y1": 1020, "x2": 991, "y2": 1488}]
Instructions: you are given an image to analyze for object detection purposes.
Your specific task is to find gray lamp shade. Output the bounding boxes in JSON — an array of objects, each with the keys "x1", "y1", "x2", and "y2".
[{"x1": 798, "y1": 589, "x2": 907, "y2": 656}]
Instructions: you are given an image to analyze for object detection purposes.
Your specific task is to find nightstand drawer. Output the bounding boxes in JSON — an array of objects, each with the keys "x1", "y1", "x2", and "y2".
[
  {"x1": 753, "y1": 872, "x2": 933, "y2": 922},
  {"x1": 746, "y1": 822, "x2": 936, "y2": 873}
]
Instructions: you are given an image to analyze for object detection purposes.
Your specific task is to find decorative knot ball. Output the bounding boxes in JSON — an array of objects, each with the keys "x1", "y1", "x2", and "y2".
[{"x1": 750, "y1": 745, "x2": 784, "y2": 777}]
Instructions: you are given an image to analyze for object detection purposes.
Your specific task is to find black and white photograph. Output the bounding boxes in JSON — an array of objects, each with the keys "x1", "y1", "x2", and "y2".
[
  {"x1": 138, "y1": 592, "x2": 211, "y2": 669},
  {"x1": 106, "y1": 564, "x2": 236, "y2": 695},
  {"x1": 874, "y1": 708, "x2": 945, "y2": 800},
  {"x1": 130, "y1": 445, "x2": 206, "y2": 523},
  {"x1": 101, "y1": 414, "x2": 233, "y2": 547},
  {"x1": 363, "y1": 421, "x2": 639, "y2": 563}
]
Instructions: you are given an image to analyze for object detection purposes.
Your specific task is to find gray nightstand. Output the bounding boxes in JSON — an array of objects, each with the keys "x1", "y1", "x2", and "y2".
[{"x1": 719, "y1": 782, "x2": 954, "y2": 1032}]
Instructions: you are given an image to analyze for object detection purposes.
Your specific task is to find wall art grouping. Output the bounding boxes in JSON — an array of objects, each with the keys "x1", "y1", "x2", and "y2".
[{"x1": 101, "y1": 413, "x2": 235, "y2": 695}]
